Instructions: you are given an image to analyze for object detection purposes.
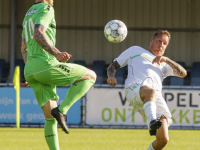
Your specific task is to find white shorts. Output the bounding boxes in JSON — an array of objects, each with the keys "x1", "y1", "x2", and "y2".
[{"x1": 125, "y1": 77, "x2": 172, "y2": 126}]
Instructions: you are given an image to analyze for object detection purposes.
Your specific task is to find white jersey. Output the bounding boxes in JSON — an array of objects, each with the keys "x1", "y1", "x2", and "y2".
[{"x1": 114, "y1": 46, "x2": 174, "y2": 91}]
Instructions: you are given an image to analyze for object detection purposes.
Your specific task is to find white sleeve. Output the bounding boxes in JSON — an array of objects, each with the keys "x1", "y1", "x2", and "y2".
[
  {"x1": 114, "y1": 47, "x2": 134, "y2": 67},
  {"x1": 163, "y1": 63, "x2": 175, "y2": 78}
]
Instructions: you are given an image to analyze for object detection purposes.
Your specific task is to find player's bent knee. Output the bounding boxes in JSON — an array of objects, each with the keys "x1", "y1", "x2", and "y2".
[
  {"x1": 85, "y1": 69, "x2": 96, "y2": 81},
  {"x1": 78, "y1": 69, "x2": 97, "y2": 82},
  {"x1": 140, "y1": 86, "x2": 157, "y2": 102},
  {"x1": 89, "y1": 69, "x2": 97, "y2": 81},
  {"x1": 142, "y1": 86, "x2": 156, "y2": 95}
]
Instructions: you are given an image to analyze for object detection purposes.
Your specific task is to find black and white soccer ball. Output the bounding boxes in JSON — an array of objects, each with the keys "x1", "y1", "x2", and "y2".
[{"x1": 104, "y1": 20, "x2": 128, "y2": 43}]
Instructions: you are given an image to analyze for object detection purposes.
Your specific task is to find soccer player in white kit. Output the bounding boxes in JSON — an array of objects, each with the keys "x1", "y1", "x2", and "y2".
[{"x1": 107, "y1": 30, "x2": 187, "y2": 150}]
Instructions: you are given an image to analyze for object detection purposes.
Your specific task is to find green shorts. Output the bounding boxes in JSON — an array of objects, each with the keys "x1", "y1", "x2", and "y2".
[{"x1": 25, "y1": 63, "x2": 87, "y2": 107}]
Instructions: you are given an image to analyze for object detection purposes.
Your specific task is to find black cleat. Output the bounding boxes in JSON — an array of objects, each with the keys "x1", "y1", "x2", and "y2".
[
  {"x1": 149, "y1": 119, "x2": 162, "y2": 136},
  {"x1": 51, "y1": 107, "x2": 69, "y2": 134}
]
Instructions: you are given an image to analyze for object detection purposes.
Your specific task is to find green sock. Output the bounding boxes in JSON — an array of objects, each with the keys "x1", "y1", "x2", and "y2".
[
  {"x1": 44, "y1": 118, "x2": 60, "y2": 150},
  {"x1": 59, "y1": 79, "x2": 95, "y2": 114}
]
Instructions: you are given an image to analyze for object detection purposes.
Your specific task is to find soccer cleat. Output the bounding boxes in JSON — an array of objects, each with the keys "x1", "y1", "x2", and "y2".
[
  {"x1": 51, "y1": 107, "x2": 69, "y2": 134},
  {"x1": 149, "y1": 119, "x2": 162, "y2": 136}
]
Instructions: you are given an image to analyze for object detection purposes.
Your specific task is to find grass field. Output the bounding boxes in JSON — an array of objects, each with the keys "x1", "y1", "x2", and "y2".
[{"x1": 0, "y1": 128, "x2": 199, "y2": 150}]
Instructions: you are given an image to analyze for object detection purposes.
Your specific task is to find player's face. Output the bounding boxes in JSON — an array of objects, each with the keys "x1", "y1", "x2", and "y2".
[
  {"x1": 46, "y1": 0, "x2": 54, "y2": 6},
  {"x1": 149, "y1": 34, "x2": 169, "y2": 56}
]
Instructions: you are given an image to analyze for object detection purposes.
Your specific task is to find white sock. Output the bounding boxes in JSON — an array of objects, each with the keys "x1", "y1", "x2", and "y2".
[
  {"x1": 147, "y1": 143, "x2": 155, "y2": 150},
  {"x1": 143, "y1": 101, "x2": 157, "y2": 125}
]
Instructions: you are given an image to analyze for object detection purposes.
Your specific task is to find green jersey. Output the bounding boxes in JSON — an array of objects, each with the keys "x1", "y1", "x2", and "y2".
[{"x1": 22, "y1": 2, "x2": 58, "y2": 77}]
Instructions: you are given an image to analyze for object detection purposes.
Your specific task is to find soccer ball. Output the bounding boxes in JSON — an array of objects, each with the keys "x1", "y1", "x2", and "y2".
[{"x1": 104, "y1": 20, "x2": 128, "y2": 43}]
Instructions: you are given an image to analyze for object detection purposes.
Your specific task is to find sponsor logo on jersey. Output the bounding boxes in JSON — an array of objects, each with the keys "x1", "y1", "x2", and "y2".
[
  {"x1": 59, "y1": 65, "x2": 70, "y2": 73},
  {"x1": 25, "y1": 9, "x2": 36, "y2": 16}
]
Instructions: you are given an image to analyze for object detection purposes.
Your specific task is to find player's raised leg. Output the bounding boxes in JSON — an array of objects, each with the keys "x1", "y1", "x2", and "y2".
[{"x1": 51, "y1": 68, "x2": 96, "y2": 133}]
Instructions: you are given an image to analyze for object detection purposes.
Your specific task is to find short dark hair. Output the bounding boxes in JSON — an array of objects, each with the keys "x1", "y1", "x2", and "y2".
[{"x1": 152, "y1": 30, "x2": 171, "y2": 41}]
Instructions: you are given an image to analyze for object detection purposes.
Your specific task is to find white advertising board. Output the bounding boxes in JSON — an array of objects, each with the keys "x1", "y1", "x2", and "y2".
[{"x1": 86, "y1": 88, "x2": 200, "y2": 127}]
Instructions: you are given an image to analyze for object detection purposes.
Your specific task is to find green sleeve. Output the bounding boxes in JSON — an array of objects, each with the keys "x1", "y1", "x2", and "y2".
[{"x1": 34, "y1": 5, "x2": 54, "y2": 28}]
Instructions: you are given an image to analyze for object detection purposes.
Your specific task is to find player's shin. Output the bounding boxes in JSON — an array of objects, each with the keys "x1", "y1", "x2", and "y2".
[
  {"x1": 143, "y1": 101, "x2": 157, "y2": 124},
  {"x1": 59, "y1": 79, "x2": 95, "y2": 114},
  {"x1": 44, "y1": 118, "x2": 60, "y2": 150}
]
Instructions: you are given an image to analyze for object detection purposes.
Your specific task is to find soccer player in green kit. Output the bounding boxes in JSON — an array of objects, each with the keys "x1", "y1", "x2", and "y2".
[{"x1": 21, "y1": 0, "x2": 96, "y2": 149}]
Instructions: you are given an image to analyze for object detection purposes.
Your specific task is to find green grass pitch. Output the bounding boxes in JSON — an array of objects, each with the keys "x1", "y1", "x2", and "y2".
[{"x1": 0, "y1": 128, "x2": 199, "y2": 150}]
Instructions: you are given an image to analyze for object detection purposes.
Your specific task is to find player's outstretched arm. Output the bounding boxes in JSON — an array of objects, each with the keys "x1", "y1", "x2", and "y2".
[
  {"x1": 33, "y1": 24, "x2": 72, "y2": 62},
  {"x1": 107, "y1": 61, "x2": 120, "y2": 86},
  {"x1": 21, "y1": 37, "x2": 27, "y2": 63},
  {"x1": 165, "y1": 57, "x2": 187, "y2": 78},
  {"x1": 152, "y1": 56, "x2": 187, "y2": 78}
]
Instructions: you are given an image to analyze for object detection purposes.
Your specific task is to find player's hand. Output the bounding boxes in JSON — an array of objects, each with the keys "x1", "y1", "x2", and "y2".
[
  {"x1": 55, "y1": 52, "x2": 72, "y2": 62},
  {"x1": 107, "y1": 77, "x2": 117, "y2": 87},
  {"x1": 152, "y1": 56, "x2": 167, "y2": 65},
  {"x1": 20, "y1": 81, "x2": 29, "y2": 87}
]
